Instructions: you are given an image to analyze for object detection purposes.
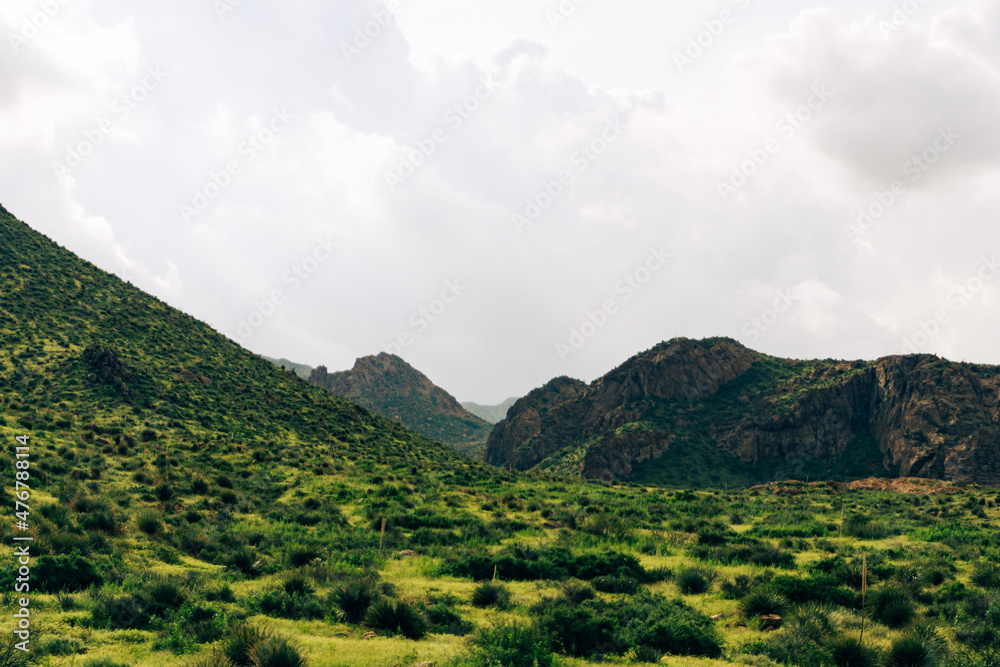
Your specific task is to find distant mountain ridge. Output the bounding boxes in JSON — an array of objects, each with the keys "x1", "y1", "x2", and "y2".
[
  {"x1": 309, "y1": 353, "x2": 492, "y2": 457},
  {"x1": 262, "y1": 356, "x2": 313, "y2": 380},
  {"x1": 461, "y1": 397, "x2": 519, "y2": 424},
  {"x1": 485, "y1": 337, "x2": 1000, "y2": 488}
]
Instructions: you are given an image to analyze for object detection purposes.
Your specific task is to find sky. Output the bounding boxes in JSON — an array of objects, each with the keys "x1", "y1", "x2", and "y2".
[{"x1": 2, "y1": 0, "x2": 999, "y2": 405}]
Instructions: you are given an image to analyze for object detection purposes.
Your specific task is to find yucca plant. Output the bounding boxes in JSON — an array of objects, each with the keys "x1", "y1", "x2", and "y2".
[
  {"x1": 677, "y1": 567, "x2": 716, "y2": 595},
  {"x1": 886, "y1": 624, "x2": 947, "y2": 667},
  {"x1": 868, "y1": 585, "x2": 916, "y2": 628},
  {"x1": 740, "y1": 585, "x2": 788, "y2": 618},
  {"x1": 250, "y1": 637, "x2": 308, "y2": 667},
  {"x1": 828, "y1": 636, "x2": 880, "y2": 667},
  {"x1": 471, "y1": 581, "x2": 512, "y2": 609},
  {"x1": 329, "y1": 580, "x2": 377, "y2": 624},
  {"x1": 223, "y1": 625, "x2": 272, "y2": 667},
  {"x1": 364, "y1": 599, "x2": 429, "y2": 640}
]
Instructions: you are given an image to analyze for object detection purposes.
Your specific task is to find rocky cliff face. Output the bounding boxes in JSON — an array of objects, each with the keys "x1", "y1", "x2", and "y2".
[
  {"x1": 310, "y1": 353, "x2": 493, "y2": 454},
  {"x1": 486, "y1": 338, "x2": 1000, "y2": 485}
]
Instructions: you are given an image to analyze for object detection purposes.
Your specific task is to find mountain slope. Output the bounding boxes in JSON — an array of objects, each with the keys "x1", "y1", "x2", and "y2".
[
  {"x1": 309, "y1": 353, "x2": 492, "y2": 456},
  {"x1": 485, "y1": 337, "x2": 1000, "y2": 487},
  {"x1": 262, "y1": 355, "x2": 314, "y2": 380},
  {"x1": 461, "y1": 396, "x2": 519, "y2": 424}
]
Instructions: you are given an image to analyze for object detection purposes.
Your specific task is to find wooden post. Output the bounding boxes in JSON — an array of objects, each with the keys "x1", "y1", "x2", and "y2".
[
  {"x1": 378, "y1": 517, "x2": 386, "y2": 560},
  {"x1": 492, "y1": 564, "x2": 497, "y2": 583}
]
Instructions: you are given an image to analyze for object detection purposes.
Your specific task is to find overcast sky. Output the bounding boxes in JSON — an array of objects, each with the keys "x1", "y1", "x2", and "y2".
[{"x1": 3, "y1": 0, "x2": 999, "y2": 404}]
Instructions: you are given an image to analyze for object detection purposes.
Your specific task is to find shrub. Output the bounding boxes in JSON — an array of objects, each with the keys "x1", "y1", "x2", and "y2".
[
  {"x1": 249, "y1": 637, "x2": 307, "y2": 667},
  {"x1": 33, "y1": 554, "x2": 102, "y2": 592},
  {"x1": 828, "y1": 636, "x2": 880, "y2": 667},
  {"x1": 91, "y1": 593, "x2": 150, "y2": 630},
  {"x1": 591, "y1": 575, "x2": 640, "y2": 595},
  {"x1": 741, "y1": 633, "x2": 831, "y2": 667},
  {"x1": 619, "y1": 595, "x2": 723, "y2": 658},
  {"x1": 282, "y1": 575, "x2": 313, "y2": 597},
  {"x1": 972, "y1": 563, "x2": 1000, "y2": 590},
  {"x1": 156, "y1": 483, "x2": 174, "y2": 501},
  {"x1": 740, "y1": 585, "x2": 788, "y2": 618},
  {"x1": 229, "y1": 547, "x2": 263, "y2": 578},
  {"x1": 223, "y1": 625, "x2": 271, "y2": 667},
  {"x1": 136, "y1": 509, "x2": 163, "y2": 535},
  {"x1": 329, "y1": 580, "x2": 377, "y2": 624},
  {"x1": 425, "y1": 602, "x2": 473, "y2": 635},
  {"x1": 868, "y1": 585, "x2": 916, "y2": 628},
  {"x1": 786, "y1": 603, "x2": 837, "y2": 643},
  {"x1": 146, "y1": 580, "x2": 187, "y2": 616},
  {"x1": 82, "y1": 660, "x2": 131, "y2": 667},
  {"x1": 221, "y1": 490, "x2": 239, "y2": 505},
  {"x1": 559, "y1": 581, "x2": 596, "y2": 604},
  {"x1": 192, "y1": 478, "x2": 209, "y2": 494},
  {"x1": 677, "y1": 567, "x2": 716, "y2": 595},
  {"x1": 886, "y1": 624, "x2": 947, "y2": 667},
  {"x1": 466, "y1": 621, "x2": 555, "y2": 667},
  {"x1": 364, "y1": 599, "x2": 429, "y2": 640},
  {"x1": 471, "y1": 581, "x2": 512, "y2": 609}
]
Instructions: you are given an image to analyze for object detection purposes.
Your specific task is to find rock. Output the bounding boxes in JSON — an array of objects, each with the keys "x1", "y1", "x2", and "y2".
[
  {"x1": 411, "y1": 663, "x2": 435, "y2": 667},
  {"x1": 362, "y1": 631, "x2": 377, "y2": 640},
  {"x1": 711, "y1": 614, "x2": 723, "y2": 621},
  {"x1": 397, "y1": 549, "x2": 418, "y2": 558},
  {"x1": 542, "y1": 521, "x2": 564, "y2": 529},
  {"x1": 761, "y1": 614, "x2": 782, "y2": 630}
]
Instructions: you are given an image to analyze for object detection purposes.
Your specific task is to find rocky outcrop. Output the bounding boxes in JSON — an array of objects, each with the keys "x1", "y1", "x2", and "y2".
[
  {"x1": 486, "y1": 337, "x2": 1000, "y2": 485},
  {"x1": 309, "y1": 353, "x2": 492, "y2": 453}
]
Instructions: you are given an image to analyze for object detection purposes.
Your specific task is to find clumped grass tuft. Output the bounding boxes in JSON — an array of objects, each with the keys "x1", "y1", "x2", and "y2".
[
  {"x1": 740, "y1": 585, "x2": 788, "y2": 618},
  {"x1": 223, "y1": 625, "x2": 272, "y2": 667},
  {"x1": 886, "y1": 624, "x2": 947, "y2": 667},
  {"x1": 471, "y1": 581, "x2": 512, "y2": 609},
  {"x1": 677, "y1": 566, "x2": 717, "y2": 595},
  {"x1": 828, "y1": 636, "x2": 881, "y2": 667},
  {"x1": 364, "y1": 599, "x2": 429, "y2": 640},
  {"x1": 329, "y1": 580, "x2": 378, "y2": 624},
  {"x1": 868, "y1": 585, "x2": 916, "y2": 628},
  {"x1": 249, "y1": 637, "x2": 308, "y2": 667}
]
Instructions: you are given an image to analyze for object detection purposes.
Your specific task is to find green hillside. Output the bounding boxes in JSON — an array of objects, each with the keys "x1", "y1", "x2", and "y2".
[{"x1": 1, "y1": 205, "x2": 1000, "y2": 667}]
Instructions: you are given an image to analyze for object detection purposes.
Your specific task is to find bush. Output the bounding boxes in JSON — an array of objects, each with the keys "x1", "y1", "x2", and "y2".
[
  {"x1": 559, "y1": 581, "x2": 596, "y2": 604},
  {"x1": 329, "y1": 580, "x2": 377, "y2": 624},
  {"x1": 33, "y1": 554, "x2": 102, "y2": 592},
  {"x1": 828, "y1": 636, "x2": 880, "y2": 667},
  {"x1": 868, "y1": 585, "x2": 916, "y2": 629},
  {"x1": 82, "y1": 660, "x2": 131, "y2": 667},
  {"x1": 740, "y1": 586, "x2": 788, "y2": 618},
  {"x1": 742, "y1": 633, "x2": 831, "y2": 667},
  {"x1": 619, "y1": 595, "x2": 723, "y2": 658},
  {"x1": 786, "y1": 603, "x2": 837, "y2": 643},
  {"x1": 471, "y1": 581, "x2": 512, "y2": 609},
  {"x1": 677, "y1": 567, "x2": 716, "y2": 595},
  {"x1": 91, "y1": 593, "x2": 150, "y2": 630},
  {"x1": 364, "y1": 599, "x2": 429, "y2": 640},
  {"x1": 223, "y1": 625, "x2": 271, "y2": 667},
  {"x1": 146, "y1": 580, "x2": 186, "y2": 616},
  {"x1": 229, "y1": 547, "x2": 263, "y2": 578},
  {"x1": 886, "y1": 624, "x2": 947, "y2": 667},
  {"x1": 972, "y1": 563, "x2": 1000, "y2": 590},
  {"x1": 533, "y1": 598, "x2": 618, "y2": 657},
  {"x1": 136, "y1": 509, "x2": 163, "y2": 535},
  {"x1": 249, "y1": 637, "x2": 307, "y2": 667},
  {"x1": 466, "y1": 621, "x2": 555, "y2": 667},
  {"x1": 425, "y1": 602, "x2": 473, "y2": 635},
  {"x1": 591, "y1": 575, "x2": 640, "y2": 595}
]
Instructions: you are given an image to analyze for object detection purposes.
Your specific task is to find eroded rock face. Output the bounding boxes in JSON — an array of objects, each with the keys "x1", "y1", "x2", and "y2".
[{"x1": 486, "y1": 338, "x2": 1000, "y2": 484}]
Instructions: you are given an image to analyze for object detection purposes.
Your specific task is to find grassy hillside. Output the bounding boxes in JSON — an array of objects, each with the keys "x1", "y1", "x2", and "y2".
[{"x1": 1, "y1": 205, "x2": 999, "y2": 667}]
